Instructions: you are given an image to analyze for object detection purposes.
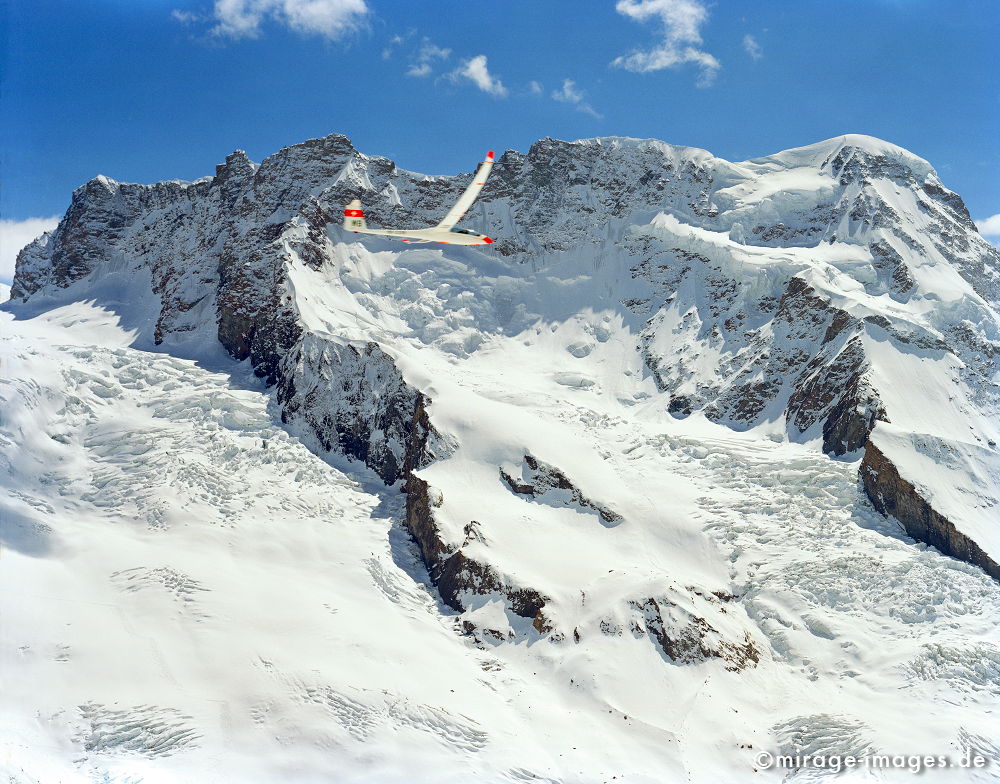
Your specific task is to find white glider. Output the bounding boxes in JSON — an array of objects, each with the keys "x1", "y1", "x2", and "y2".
[{"x1": 342, "y1": 151, "x2": 495, "y2": 245}]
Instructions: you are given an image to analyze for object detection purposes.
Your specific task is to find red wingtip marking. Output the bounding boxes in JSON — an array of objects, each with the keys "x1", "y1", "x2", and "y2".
[
  {"x1": 486, "y1": 151, "x2": 494, "y2": 160},
  {"x1": 483, "y1": 236, "x2": 493, "y2": 244}
]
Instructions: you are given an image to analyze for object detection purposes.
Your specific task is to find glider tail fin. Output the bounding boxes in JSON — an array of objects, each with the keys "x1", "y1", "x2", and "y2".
[{"x1": 343, "y1": 200, "x2": 367, "y2": 232}]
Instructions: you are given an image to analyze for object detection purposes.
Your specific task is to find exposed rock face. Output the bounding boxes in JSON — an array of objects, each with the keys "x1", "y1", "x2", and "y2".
[
  {"x1": 500, "y1": 454, "x2": 622, "y2": 525},
  {"x1": 276, "y1": 337, "x2": 424, "y2": 485},
  {"x1": 10, "y1": 176, "x2": 213, "y2": 301},
  {"x1": 404, "y1": 472, "x2": 549, "y2": 622},
  {"x1": 861, "y1": 442, "x2": 1000, "y2": 581},
  {"x1": 634, "y1": 253, "x2": 896, "y2": 456},
  {"x1": 627, "y1": 596, "x2": 760, "y2": 672}
]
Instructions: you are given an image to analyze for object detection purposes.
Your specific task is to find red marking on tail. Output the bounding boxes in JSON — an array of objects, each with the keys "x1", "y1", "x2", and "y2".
[
  {"x1": 486, "y1": 151, "x2": 494, "y2": 160},
  {"x1": 344, "y1": 209, "x2": 364, "y2": 217}
]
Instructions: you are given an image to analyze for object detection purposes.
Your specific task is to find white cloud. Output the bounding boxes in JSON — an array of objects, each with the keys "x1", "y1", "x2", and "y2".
[
  {"x1": 171, "y1": 9, "x2": 202, "y2": 24},
  {"x1": 188, "y1": 0, "x2": 369, "y2": 40},
  {"x1": 406, "y1": 63, "x2": 432, "y2": 77},
  {"x1": 283, "y1": 0, "x2": 367, "y2": 38},
  {"x1": 552, "y1": 79, "x2": 584, "y2": 104},
  {"x1": 382, "y1": 31, "x2": 414, "y2": 59},
  {"x1": 976, "y1": 214, "x2": 1000, "y2": 236},
  {"x1": 406, "y1": 38, "x2": 450, "y2": 77},
  {"x1": 743, "y1": 33, "x2": 762, "y2": 60},
  {"x1": 448, "y1": 55, "x2": 507, "y2": 97},
  {"x1": 551, "y1": 78, "x2": 602, "y2": 119},
  {"x1": 611, "y1": 0, "x2": 720, "y2": 87},
  {"x1": 0, "y1": 216, "x2": 60, "y2": 283},
  {"x1": 528, "y1": 80, "x2": 544, "y2": 95},
  {"x1": 418, "y1": 40, "x2": 450, "y2": 63}
]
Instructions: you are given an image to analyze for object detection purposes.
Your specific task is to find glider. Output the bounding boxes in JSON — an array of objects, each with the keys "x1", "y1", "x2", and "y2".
[{"x1": 342, "y1": 151, "x2": 495, "y2": 245}]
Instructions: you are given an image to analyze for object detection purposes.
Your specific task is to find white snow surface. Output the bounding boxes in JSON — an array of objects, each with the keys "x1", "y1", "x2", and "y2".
[
  {"x1": 3, "y1": 290, "x2": 1000, "y2": 783},
  {"x1": 4, "y1": 132, "x2": 1000, "y2": 781}
]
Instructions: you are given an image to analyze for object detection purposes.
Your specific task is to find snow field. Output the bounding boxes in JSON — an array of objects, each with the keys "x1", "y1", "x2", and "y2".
[
  {"x1": 0, "y1": 303, "x2": 763, "y2": 783},
  {"x1": 0, "y1": 305, "x2": 610, "y2": 782},
  {"x1": 282, "y1": 235, "x2": 1000, "y2": 781},
  {"x1": 5, "y1": 130, "x2": 1000, "y2": 782}
]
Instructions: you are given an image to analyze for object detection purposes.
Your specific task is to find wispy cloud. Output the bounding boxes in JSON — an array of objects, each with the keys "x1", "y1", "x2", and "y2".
[
  {"x1": 175, "y1": 0, "x2": 369, "y2": 41},
  {"x1": 611, "y1": 0, "x2": 720, "y2": 87},
  {"x1": 447, "y1": 55, "x2": 507, "y2": 97},
  {"x1": 382, "y1": 32, "x2": 407, "y2": 59},
  {"x1": 406, "y1": 38, "x2": 451, "y2": 77},
  {"x1": 551, "y1": 79, "x2": 584, "y2": 103},
  {"x1": 551, "y1": 78, "x2": 602, "y2": 119},
  {"x1": 171, "y1": 9, "x2": 202, "y2": 24},
  {"x1": 0, "y1": 216, "x2": 60, "y2": 283},
  {"x1": 528, "y1": 80, "x2": 544, "y2": 96},
  {"x1": 743, "y1": 33, "x2": 762, "y2": 60},
  {"x1": 976, "y1": 213, "x2": 1000, "y2": 236}
]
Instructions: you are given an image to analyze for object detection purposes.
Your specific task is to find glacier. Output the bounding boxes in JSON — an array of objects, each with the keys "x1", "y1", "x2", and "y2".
[{"x1": 3, "y1": 131, "x2": 1000, "y2": 782}]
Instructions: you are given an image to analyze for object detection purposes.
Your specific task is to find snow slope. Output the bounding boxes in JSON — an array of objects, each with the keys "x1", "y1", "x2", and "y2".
[
  {"x1": 3, "y1": 281, "x2": 1000, "y2": 783},
  {"x1": 2, "y1": 302, "x2": 695, "y2": 783},
  {"x1": 4, "y1": 131, "x2": 1000, "y2": 781}
]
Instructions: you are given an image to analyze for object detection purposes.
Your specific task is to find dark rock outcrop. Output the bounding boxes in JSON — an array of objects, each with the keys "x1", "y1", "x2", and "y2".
[
  {"x1": 276, "y1": 336, "x2": 425, "y2": 485},
  {"x1": 500, "y1": 454, "x2": 622, "y2": 525},
  {"x1": 861, "y1": 441, "x2": 1000, "y2": 580},
  {"x1": 403, "y1": 472, "x2": 549, "y2": 623},
  {"x1": 628, "y1": 596, "x2": 761, "y2": 672}
]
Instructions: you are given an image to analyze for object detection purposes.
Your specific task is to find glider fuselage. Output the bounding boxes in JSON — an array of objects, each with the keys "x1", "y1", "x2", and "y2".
[{"x1": 345, "y1": 227, "x2": 493, "y2": 245}]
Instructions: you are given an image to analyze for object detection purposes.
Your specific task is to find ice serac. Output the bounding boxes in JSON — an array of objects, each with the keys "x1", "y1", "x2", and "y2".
[{"x1": 10, "y1": 130, "x2": 1000, "y2": 600}]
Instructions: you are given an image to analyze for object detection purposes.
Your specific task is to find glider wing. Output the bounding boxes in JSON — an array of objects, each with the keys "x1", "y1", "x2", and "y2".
[{"x1": 434, "y1": 151, "x2": 495, "y2": 230}]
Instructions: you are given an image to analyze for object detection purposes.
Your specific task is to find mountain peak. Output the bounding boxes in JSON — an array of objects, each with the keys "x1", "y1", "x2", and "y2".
[{"x1": 748, "y1": 133, "x2": 937, "y2": 181}]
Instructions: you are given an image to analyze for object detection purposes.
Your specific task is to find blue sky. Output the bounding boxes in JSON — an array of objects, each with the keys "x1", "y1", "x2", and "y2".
[{"x1": 2, "y1": 0, "x2": 999, "y2": 278}]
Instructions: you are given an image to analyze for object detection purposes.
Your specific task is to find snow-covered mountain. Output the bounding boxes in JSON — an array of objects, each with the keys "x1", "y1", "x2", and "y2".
[{"x1": 3, "y1": 132, "x2": 1000, "y2": 782}]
